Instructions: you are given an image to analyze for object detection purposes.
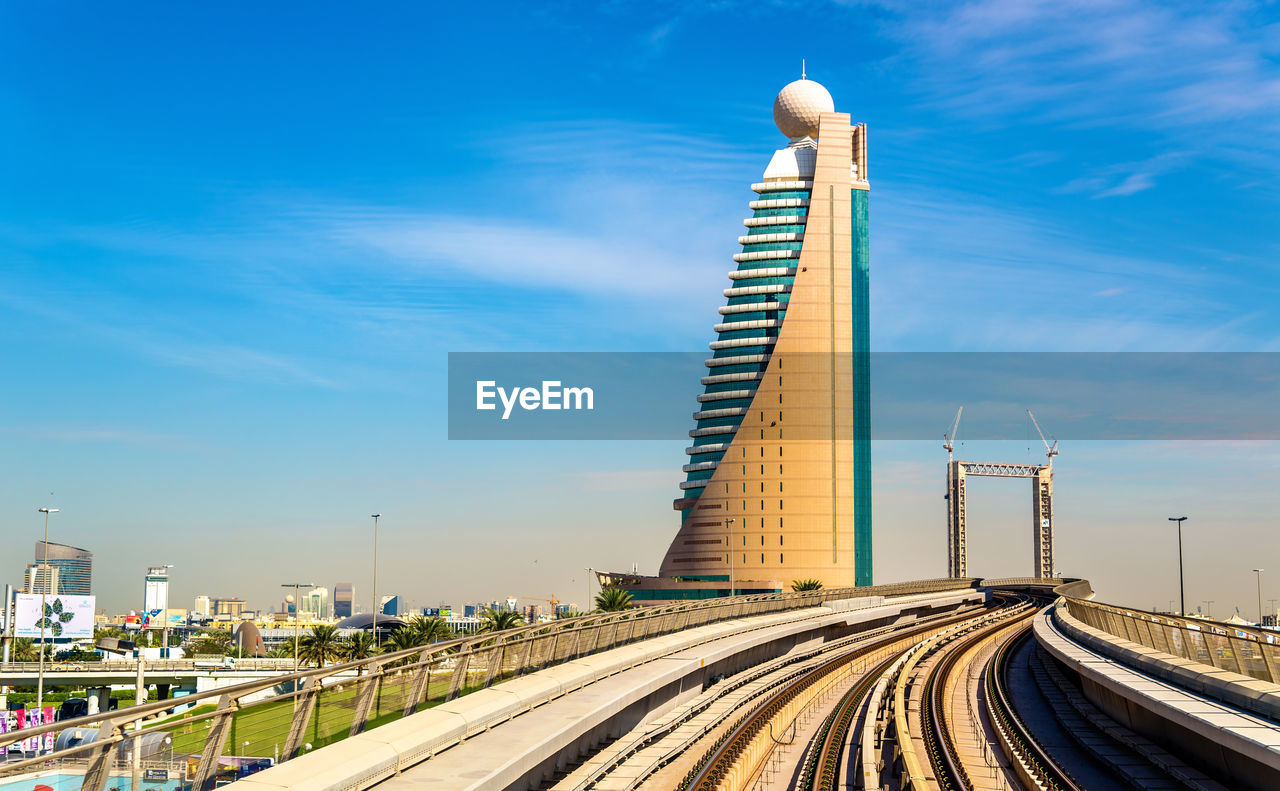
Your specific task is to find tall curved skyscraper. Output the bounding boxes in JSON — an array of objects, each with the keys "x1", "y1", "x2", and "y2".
[{"x1": 607, "y1": 74, "x2": 871, "y2": 602}]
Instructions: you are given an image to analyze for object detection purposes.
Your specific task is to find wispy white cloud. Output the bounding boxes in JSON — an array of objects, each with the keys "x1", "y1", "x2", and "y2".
[
  {"x1": 3, "y1": 425, "x2": 193, "y2": 448},
  {"x1": 869, "y1": 1, "x2": 1280, "y2": 174},
  {"x1": 870, "y1": 181, "x2": 1273, "y2": 351},
  {"x1": 0, "y1": 286, "x2": 340, "y2": 388}
]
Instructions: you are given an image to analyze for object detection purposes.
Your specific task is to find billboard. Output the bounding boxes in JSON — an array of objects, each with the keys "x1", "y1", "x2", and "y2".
[{"x1": 14, "y1": 593, "x2": 95, "y2": 639}]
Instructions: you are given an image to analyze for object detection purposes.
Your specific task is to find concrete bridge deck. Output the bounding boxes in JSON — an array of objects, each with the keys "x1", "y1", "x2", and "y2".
[{"x1": 231, "y1": 589, "x2": 984, "y2": 791}]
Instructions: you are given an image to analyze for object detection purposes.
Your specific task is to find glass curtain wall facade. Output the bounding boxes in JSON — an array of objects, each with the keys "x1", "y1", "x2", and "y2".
[{"x1": 33, "y1": 541, "x2": 93, "y2": 595}]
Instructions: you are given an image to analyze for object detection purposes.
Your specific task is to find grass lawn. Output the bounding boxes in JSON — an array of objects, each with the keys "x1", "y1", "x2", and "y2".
[{"x1": 162, "y1": 675, "x2": 474, "y2": 759}]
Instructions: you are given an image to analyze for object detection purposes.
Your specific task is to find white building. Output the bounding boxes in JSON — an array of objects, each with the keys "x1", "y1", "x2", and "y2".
[{"x1": 143, "y1": 566, "x2": 171, "y2": 615}]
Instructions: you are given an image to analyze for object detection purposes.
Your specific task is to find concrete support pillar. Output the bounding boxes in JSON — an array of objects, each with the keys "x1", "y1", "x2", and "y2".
[{"x1": 87, "y1": 687, "x2": 111, "y2": 715}]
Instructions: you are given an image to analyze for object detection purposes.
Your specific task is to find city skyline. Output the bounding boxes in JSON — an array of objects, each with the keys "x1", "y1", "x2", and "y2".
[{"x1": 2, "y1": 2, "x2": 1279, "y2": 616}]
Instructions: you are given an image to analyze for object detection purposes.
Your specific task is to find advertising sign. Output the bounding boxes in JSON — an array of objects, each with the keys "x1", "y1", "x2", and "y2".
[
  {"x1": 0, "y1": 707, "x2": 55, "y2": 752},
  {"x1": 14, "y1": 593, "x2": 96, "y2": 639}
]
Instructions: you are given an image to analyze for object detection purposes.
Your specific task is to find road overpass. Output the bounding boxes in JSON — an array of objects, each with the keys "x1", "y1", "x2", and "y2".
[{"x1": 4, "y1": 577, "x2": 1279, "y2": 791}]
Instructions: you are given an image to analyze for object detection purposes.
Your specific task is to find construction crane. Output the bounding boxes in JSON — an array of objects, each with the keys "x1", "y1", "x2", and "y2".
[
  {"x1": 1027, "y1": 409, "x2": 1059, "y2": 467},
  {"x1": 943, "y1": 406, "x2": 964, "y2": 464},
  {"x1": 521, "y1": 595, "x2": 560, "y2": 609}
]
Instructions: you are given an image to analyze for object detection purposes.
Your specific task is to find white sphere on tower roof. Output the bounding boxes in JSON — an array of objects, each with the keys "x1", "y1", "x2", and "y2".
[{"x1": 773, "y1": 78, "x2": 835, "y2": 139}]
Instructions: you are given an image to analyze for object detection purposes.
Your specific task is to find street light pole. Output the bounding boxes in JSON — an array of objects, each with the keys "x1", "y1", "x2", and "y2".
[
  {"x1": 36, "y1": 507, "x2": 58, "y2": 714},
  {"x1": 724, "y1": 518, "x2": 737, "y2": 597},
  {"x1": 1168, "y1": 517, "x2": 1187, "y2": 616},
  {"x1": 281, "y1": 583, "x2": 314, "y2": 672},
  {"x1": 584, "y1": 568, "x2": 594, "y2": 611},
  {"x1": 1253, "y1": 569, "x2": 1265, "y2": 626},
  {"x1": 370, "y1": 514, "x2": 380, "y2": 648}
]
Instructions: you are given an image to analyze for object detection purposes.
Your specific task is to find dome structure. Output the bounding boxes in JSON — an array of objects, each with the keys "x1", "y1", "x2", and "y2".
[
  {"x1": 773, "y1": 78, "x2": 835, "y2": 140},
  {"x1": 335, "y1": 612, "x2": 407, "y2": 632}
]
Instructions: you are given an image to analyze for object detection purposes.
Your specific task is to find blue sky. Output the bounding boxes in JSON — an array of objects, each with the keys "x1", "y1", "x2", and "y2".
[{"x1": 2, "y1": 2, "x2": 1279, "y2": 616}]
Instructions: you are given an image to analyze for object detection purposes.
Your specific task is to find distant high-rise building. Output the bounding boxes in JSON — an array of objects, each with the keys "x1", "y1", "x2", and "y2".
[
  {"x1": 380, "y1": 595, "x2": 400, "y2": 617},
  {"x1": 211, "y1": 598, "x2": 246, "y2": 617},
  {"x1": 333, "y1": 582, "x2": 354, "y2": 618},
  {"x1": 300, "y1": 586, "x2": 330, "y2": 619},
  {"x1": 192, "y1": 595, "x2": 212, "y2": 618},
  {"x1": 143, "y1": 566, "x2": 171, "y2": 614},
  {"x1": 22, "y1": 564, "x2": 59, "y2": 596},
  {"x1": 31, "y1": 541, "x2": 93, "y2": 595}
]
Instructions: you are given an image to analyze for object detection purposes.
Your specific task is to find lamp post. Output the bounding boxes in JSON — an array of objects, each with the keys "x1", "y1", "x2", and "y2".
[
  {"x1": 584, "y1": 568, "x2": 594, "y2": 611},
  {"x1": 280, "y1": 583, "x2": 314, "y2": 672},
  {"x1": 36, "y1": 507, "x2": 58, "y2": 714},
  {"x1": 1168, "y1": 517, "x2": 1187, "y2": 616},
  {"x1": 370, "y1": 514, "x2": 380, "y2": 648},
  {"x1": 1253, "y1": 569, "x2": 1265, "y2": 626},
  {"x1": 724, "y1": 518, "x2": 737, "y2": 597},
  {"x1": 1206, "y1": 600, "x2": 1215, "y2": 620}
]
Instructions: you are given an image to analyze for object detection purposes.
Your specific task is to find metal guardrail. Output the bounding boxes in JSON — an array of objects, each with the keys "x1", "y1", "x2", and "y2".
[
  {"x1": 1062, "y1": 597, "x2": 1280, "y2": 683},
  {"x1": 0, "y1": 577, "x2": 978, "y2": 791},
  {"x1": 0, "y1": 659, "x2": 298, "y2": 673}
]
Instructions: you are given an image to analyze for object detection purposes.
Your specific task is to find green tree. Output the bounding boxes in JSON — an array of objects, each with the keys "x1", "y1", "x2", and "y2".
[
  {"x1": 184, "y1": 630, "x2": 233, "y2": 656},
  {"x1": 478, "y1": 609, "x2": 525, "y2": 633},
  {"x1": 408, "y1": 615, "x2": 453, "y2": 645},
  {"x1": 269, "y1": 637, "x2": 299, "y2": 659},
  {"x1": 10, "y1": 637, "x2": 39, "y2": 662},
  {"x1": 381, "y1": 627, "x2": 420, "y2": 654},
  {"x1": 594, "y1": 587, "x2": 634, "y2": 612},
  {"x1": 343, "y1": 630, "x2": 378, "y2": 660},
  {"x1": 299, "y1": 624, "x2": 342, "y2": 667},
  {"x1": 791, "y1": 579, "x2": 824, "y2": 592}
]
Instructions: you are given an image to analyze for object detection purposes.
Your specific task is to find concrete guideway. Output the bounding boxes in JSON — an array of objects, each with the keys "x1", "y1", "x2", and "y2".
[
  {"x1": 1035, "y1": 602, "x2": 1280, "y2": 789},
  {"x1": 230, "y1": 590, "x2": 984, "y2": 791}
]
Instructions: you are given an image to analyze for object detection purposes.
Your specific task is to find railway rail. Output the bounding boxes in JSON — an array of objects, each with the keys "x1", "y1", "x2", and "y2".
[
  {"x1": 565, "y1": 580, "x2": 1239, "y2": 791},
  {"x1": 675, "y1": 605, "x2": 1013, "y2": 791}
]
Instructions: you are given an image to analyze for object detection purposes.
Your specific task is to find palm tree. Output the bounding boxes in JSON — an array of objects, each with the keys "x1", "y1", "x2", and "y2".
[
  {"x1": 478, "y1": 609, "x2": 525, "y2": 633},
  {"x1": 343, "y1": 631, "x2": 378, "y2": 660},
  {"x1": 408, "y1": 615, "x2": 453, "y2": 645},
  {"x1": 185, "y1": 630, "x2": 233, "y2": 656},
  {"x1": 382, "y1": 627, "x2": 420, "y2": 654},
  {"x1": 595, "y1": 587, "x2": 634, "y2": 612},
  {"x1": 10, "y1": 637, "x2": 38, "y2": 662},
  {"x1": 791, "y1": 579, "x2": 824, "y2": 592},
  {"x1": 269, "y1": 638, "x2": 298, "y2": 659},
  {"x1": 299, "y1": 624, "x2": 342, "y2": 667}
]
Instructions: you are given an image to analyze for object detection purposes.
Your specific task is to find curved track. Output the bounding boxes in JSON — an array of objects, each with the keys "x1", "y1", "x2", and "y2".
[
  {"x1": 677, "y1": 605, "x2": 1006, "y2": 791},
  {"x1": 793, "y1": 654, "x2": 895, "y2": 791},
  {"x1": 984, "y1": 621, "x2": 1086, "y2": 791}
]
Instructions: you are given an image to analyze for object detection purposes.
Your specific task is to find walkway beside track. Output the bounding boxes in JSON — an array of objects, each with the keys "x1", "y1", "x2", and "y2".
[{"x1": 1035, "y1": 603, "x2": 1280, "y2": 789}]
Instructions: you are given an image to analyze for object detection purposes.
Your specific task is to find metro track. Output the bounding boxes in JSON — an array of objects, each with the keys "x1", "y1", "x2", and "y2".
[
  {"x1": 572, "y1": 587, "x2": 1211, "y2": 791},
  {"x1": 676, "y1": 605, "x2": 1010, "y2": 791}
]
